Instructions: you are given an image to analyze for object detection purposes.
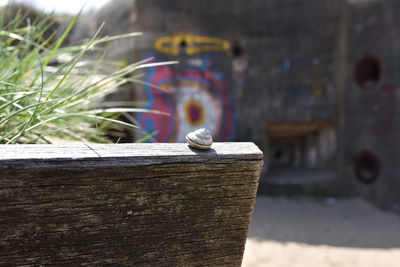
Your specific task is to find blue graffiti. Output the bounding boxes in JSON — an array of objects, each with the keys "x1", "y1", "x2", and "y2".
[{"x1": 284, "y1": 57, "x2": 334, "y2": 96}]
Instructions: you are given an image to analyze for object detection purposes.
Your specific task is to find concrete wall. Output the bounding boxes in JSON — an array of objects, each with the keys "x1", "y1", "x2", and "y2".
[
  {"x1": 345, "y1": 0, "x2": 400, "y2": 212},
  {"x1": 131, "y1": 1, "x2": 341, "y2": 190},
  {"x1": 73, "y1": 0, "x2": 400, "y2": 212},
  {"x1": 71, "y1": 0, "x2": 137, "y2": 60}
]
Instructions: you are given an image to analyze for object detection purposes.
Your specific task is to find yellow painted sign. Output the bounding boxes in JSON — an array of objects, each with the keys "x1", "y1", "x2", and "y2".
[{"x1": 154, "y1": 33, "x2": 230, "y2": 56}]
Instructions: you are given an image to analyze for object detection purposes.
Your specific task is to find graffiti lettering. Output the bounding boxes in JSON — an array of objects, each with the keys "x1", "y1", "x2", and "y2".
[
  {"x1": 284, "y1": 57, "x2": 334, "y2": 96},
  {"x1": 154, "y1": 33, "x2": 230, "y2": 56}
]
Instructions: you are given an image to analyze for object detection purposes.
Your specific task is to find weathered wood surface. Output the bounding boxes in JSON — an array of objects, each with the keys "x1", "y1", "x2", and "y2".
[{"x1": 0, "y1": 142, "x2": 263, "y2": 266}]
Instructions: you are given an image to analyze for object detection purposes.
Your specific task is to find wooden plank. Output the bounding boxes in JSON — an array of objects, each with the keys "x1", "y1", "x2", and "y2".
[
  {"x1": 268, "y1": 121, "x2": 334, "y2": 138},
  {"x1": 0, "y1": 142, "x2": 262, "y2": 168},
  {"x1": 0, "y1": 143, "x2": 263, "y2": 266}
]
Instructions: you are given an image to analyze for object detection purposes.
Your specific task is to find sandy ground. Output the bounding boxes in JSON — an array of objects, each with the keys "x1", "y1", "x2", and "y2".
[{"x1": 242, "y1": 196, "x2": 400, "y2": 267}]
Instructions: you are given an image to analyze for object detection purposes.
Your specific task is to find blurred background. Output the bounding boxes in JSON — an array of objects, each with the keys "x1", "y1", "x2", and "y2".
[{"x1": 3, "y1": 0, "x2": 400, "y2": 266}]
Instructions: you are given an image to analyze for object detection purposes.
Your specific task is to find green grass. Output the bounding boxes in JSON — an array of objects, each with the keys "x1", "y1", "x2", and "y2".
[{"x1": 0, "y1": 5, "x2": 175, "y2": 144}]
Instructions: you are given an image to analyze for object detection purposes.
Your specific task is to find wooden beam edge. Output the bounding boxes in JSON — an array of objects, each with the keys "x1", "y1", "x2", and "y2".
[{"x1": 0, "y1": 143, "x2": 263, "y2": 169}]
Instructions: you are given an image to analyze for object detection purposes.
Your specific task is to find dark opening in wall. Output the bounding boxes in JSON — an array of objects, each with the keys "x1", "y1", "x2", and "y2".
[
  {"x1": 353, "y1": 150, "x2": 380, "y2": 184},
  {"x1": 354, "y1": 55, "x2": 381, "y2": 90},
  {"x1": 179, "y1": 40, "x2": 187, "y2": 48},
  {"x1": 231, "y1": 40, "x2": 244, "y2": 58},
  {"x1": 178, "y1": 39, "x2": 188, "y2": 54},
  {"x1": 266, "y1": 121, "x2": 336, "y2": 184},
  {"x1": 274, "y1": 149, "x2": 282, "y2": 161}
]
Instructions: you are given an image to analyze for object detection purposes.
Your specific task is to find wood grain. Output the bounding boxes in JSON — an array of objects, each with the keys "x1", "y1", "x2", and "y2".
[{"x1": 0, "y1": 142, "x2": 263, "y2": 266}]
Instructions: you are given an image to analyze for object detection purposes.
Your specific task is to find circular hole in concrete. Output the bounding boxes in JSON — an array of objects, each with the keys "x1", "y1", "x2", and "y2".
[
  {"x1": 231, "y1": 40, "x2": 244, "y2": 57},
  {"x1": 353, "y1": 150, "x2": 381, "y2": 184},
  {"x1": 354, "y1": 55, "x2": 381, "y2": 90},
  {"x1": 179, "y1": 40, "x2": 187, "y2": 48}
]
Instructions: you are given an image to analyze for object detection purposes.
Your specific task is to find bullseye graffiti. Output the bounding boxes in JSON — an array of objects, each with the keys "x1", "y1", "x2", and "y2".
[
  {"x1": 185, "y1": 99, "x2": 205, "y2": 126},
  {"x1": 136, "y1": 54, "x2": 236, "y2": 143}
]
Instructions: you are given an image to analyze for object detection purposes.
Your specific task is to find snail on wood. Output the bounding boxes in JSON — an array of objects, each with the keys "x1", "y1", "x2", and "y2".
[{"x1": 185, "y1": 128, "x2": 213, "y2": 150}]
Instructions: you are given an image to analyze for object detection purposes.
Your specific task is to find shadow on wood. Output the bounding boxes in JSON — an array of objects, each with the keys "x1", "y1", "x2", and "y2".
[{"x1": 0, "y1": 142, "x2": 263, "y2": 266}]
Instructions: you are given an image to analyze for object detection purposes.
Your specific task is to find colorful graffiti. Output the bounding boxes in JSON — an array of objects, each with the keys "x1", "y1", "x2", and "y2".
[
  {"x1": 154, "y1": 33, "x2": 230, "y2": 56},
  {"x1": 284, "y1": 57, "x2": 334, "y2": 96},
  {"x1": 137, "y1": 53, "x2": 236, "y2": 143}
]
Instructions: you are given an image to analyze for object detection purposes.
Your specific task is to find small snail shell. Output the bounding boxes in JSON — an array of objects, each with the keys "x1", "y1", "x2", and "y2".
[{"x1": 185, "y1": 128, "x2": 213, "y2": 150}]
